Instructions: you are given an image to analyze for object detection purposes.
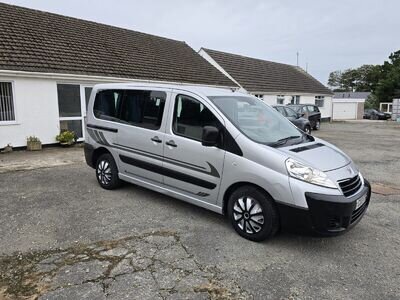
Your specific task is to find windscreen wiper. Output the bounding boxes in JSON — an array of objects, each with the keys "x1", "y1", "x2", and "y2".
[{"x1": 270, "y1": 135, "x2": 301, "y2": 146}]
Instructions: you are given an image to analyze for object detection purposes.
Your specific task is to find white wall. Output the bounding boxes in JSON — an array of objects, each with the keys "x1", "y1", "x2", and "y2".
[
  {"x1": 255, "y1": 94, "x2": 332, "y2": 119},
  {"x1": 0, "y1": 77, "x2": 60, "y2": 148}
]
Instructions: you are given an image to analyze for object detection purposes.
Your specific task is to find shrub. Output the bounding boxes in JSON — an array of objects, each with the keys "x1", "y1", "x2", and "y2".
[
  {"x1": 26, "y1": 136, "x2": 41, "y2": 143},
  {"x1": 56, "y1": 130, "x2": 75, "y2": 144}
]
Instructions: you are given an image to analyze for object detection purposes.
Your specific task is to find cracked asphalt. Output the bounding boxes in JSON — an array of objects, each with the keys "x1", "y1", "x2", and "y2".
[{"x1": 0, "y1": 122, "x2": 399, "y2": 299}]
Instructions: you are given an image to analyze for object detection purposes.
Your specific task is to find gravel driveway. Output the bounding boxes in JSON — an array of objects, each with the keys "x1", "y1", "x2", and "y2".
[{"x1": 0, "y1": 122, "x2": 399, "y2": 299}]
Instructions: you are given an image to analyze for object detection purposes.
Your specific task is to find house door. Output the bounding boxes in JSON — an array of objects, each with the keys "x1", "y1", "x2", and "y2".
[{"x1": 57, "y1": 84, "x2": 93, "y2": 141}]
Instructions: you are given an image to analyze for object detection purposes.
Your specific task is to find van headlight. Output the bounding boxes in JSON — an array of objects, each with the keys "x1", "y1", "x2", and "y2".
[{"x1": 285, "y1": 158, "x2": 337, "y2": 189}]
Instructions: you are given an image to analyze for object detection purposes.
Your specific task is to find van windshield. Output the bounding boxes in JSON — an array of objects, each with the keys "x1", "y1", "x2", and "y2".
[{"x1": 209, "y1": 96, "x2": 304, "y2": 146}]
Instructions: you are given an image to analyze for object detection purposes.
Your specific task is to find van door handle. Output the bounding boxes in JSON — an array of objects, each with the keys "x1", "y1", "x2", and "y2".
[
  {"x1": 166, "y1": 140, "x2": 177, "y2": 147},
  {"x1": 151, "y1": 136, "x2": 162, "y2": 143}
]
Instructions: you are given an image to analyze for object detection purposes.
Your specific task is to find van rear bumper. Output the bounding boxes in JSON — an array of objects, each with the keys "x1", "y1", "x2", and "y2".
[
  {"x1": 84, "y1": 143, "x2": 95, "y2": 168},
  {"x1": 277, "y1": 180, "x2": 371, "y2": 236}
]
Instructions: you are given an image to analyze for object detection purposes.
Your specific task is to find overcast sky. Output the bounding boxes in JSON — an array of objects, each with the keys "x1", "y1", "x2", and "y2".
[{"x1": 3, "y1": 0, "x2": 400, "y2": 84}]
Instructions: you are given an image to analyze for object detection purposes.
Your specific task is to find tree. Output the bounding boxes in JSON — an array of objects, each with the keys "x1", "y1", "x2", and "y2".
[
  {"x1": 328, "y1": 50, "x2": 400, "y2": 107},
  {"x1": 327, "y1": 70, "x2": 344, "y2": 91},
  {"x1": 327, "y1": 65, "x2": 379, "y2": 92},
  {"x1": 374, "y1": 50, "x2": 400, "y2": 103}
]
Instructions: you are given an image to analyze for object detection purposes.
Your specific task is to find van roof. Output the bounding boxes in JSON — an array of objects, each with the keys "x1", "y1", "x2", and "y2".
[{"x1": 93, "y1": 82, "x2": 250, "y2": 98}]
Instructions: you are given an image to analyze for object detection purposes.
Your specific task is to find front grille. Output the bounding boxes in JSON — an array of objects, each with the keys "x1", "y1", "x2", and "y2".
[
  {"x1": 351, "y1": 201, "x2": 368, "y2": 224},
  {"x1": 338, "y1": 174, "x2": 362, "y2": 197}
]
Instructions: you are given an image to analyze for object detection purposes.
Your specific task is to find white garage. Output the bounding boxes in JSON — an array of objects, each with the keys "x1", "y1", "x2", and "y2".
[
  {"x1": 333, "y1": 102, "x2": 358, "y2": 120},
  {"x1": 332, "y1": 92, "x2": 369, "y2": 120}
]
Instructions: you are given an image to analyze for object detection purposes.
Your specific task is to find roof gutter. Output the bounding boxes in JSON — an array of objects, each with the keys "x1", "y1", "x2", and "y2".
[
  {"x1": 0, "y1": 69, "x2": 238, "y2": 90},
  {"x1": 248, "y1": 91, "x2": 334, "y2": 96}
]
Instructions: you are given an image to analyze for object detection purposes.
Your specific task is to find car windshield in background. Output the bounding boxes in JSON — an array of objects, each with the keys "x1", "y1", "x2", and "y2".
[{"x1": 208, "y1": 96, "x2": 302, "y2": 146}]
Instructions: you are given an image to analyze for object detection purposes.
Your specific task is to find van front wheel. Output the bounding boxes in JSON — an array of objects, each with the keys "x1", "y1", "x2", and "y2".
[
  {"x1": 227, "y1": 185, "x2": 279, "y2": 242},
  {"x1": 96, "y1": 153, "x2": 121, "y2": 190}
]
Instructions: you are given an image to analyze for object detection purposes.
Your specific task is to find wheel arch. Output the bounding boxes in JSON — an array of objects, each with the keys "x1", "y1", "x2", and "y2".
[
  {"x1": 222, "y1": 181, "x2": 276, "y2": 216},
  {"x1": 92, "y1": 147, "x2": 112, "y2": 167}
]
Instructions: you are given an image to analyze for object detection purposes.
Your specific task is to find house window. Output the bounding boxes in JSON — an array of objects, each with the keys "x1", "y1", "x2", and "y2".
[
  {"x1": 254, "y1": 94, "x2": 264, "y2": 100},
  {"x1": 0, "y1": 82, "x2": 16, "y2": 122},
  {"x1": 291, "y1": 95, "x2": 300, "y2": 104},
  {"x1": 277, "y1": 95, "x2": 285, "y2": 105},
  {"x1": 315, "y1": 96, "x2": 325, "y2": 107}
]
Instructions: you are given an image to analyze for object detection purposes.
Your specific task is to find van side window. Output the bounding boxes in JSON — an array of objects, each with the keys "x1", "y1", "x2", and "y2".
[
  {"x1": 173, "y1": 94, "x2": 220, "y2": 141},
  {"x1": 93, "y1": 90, "x2": 124, "y2": 122},
  {"x1": 93, "y1": 89, "x2": 166, "y2": 130},
  {"x1": 120, "y1": 90, "x2": 166, "y2": 130}
]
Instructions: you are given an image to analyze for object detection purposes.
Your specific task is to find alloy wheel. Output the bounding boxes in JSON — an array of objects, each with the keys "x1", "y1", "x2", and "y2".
[
  {"x1": 233, "y1": 196, "x2": 265, "y2": 234},
  {"x1": 97, "y1": 160, "x2": 112, "y2": 185}
]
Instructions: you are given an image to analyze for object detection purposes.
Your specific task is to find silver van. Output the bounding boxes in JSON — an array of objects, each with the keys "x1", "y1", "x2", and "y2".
[{"x1": 84, "y1": 83, "x2": 371, "y2": 241}]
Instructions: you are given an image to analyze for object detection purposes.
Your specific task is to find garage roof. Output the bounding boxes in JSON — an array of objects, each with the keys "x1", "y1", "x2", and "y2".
[
  {"x1": 201, "y1": 48, "x2": 333, "y2": 95},
  {"x1": 334, "y1": 92, "x2": 371, "y2": 99},
  {"x1": 0, "y1": 3, "x2": 235, "y2": 87}
]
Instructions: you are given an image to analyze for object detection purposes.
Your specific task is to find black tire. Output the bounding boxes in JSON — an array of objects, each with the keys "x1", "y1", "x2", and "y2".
[
  {"x1": 313, "y1": 120, "x2": 320, "y2": 130},
  {"x1": 304, "y1": 125, "x2": 311, "y2": 135},
  {"x1": 227, "y1": 185, "x2": 279, "y2": 242},
  {"x1": 95, "y1": 153, "x2": 121, "y2": 190}
]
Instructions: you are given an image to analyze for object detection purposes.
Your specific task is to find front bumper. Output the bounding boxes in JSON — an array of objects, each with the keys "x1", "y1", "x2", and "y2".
[{"x1": 277, "y1": 180, "x2": 371, "y2": 235}]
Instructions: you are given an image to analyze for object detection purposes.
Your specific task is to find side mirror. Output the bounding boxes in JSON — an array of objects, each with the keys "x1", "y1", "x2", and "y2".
[{"x1": 202, "y1": 126, "x2": 219, "y2": 147}]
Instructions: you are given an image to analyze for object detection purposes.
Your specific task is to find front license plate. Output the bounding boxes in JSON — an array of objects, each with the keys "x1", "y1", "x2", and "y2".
[{"x1": 355, "y1": 194, "x2": 367, "y2": 210}]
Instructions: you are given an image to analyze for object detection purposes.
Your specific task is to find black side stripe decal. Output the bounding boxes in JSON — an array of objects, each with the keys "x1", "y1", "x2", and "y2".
[
  {"x1": 98, "y1": 132, "x2": 111, "y2": 146},
  {"x1": 119, "y1": 155, "x2": 217, "y2": 190},
  {"x1": 87, "y1": 128, "x2": 220, "y2": 179},
  {"x1": 94, "y1": 130, "x2": 105, "y2": 144},
  {"x1": 125, "y1": 170, "x2": 209, "y2": 197},
  {"x1": 113, "y1": 143, "x2": 219, "y2": 178},
  {"x1": 114, "y1": 143, "x2": 207, "y2": 171},
  {"x1": 87, "y1": 128, "x2": 99, "y2": 143},
  {"x1": 87, "y1": 124, "x2": 118, "y2": 133}
]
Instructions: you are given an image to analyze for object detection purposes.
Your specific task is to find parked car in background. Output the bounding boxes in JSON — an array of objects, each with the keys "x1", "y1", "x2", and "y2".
[
  {"x1": 287, "y1": 104, "x2": 321, "y2": 130},
  {"x1": 273, "y1": 105, "x2": 312, "y2": 134},
  {"x1": 363, "y1": 109, "x2": 391, "y2": 120}
]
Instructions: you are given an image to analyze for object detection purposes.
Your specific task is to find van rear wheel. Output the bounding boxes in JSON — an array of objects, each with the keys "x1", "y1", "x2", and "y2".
[
  {"x1": 96, "y1": 153, "x2": 121, "y2": 190},
  {"x1": 227, "y1": 185, "x2": 279, "y2": 242}
]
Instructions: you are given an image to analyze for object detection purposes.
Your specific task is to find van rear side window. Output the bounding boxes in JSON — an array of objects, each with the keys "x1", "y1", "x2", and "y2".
[
  {"x1": 93, "y1": 89, "x2": 166, "y2": 130},
  {"x1": 93, "y1": 90, "x2": 124, "y2": 122}
]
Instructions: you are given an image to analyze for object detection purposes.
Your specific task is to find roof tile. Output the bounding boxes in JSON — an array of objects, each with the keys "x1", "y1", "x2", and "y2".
[
  {"x1": 202, "y1": 48, "x2": 332, "y2": 94},
  {"x1": 0, "y1": 3, "x2": 235, "y2": 87}
]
